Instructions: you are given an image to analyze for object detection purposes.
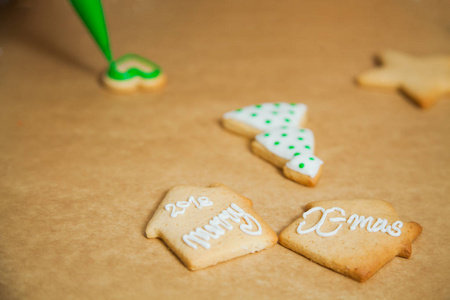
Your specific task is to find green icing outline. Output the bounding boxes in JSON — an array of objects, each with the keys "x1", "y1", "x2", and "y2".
[{"x1": 107, "y1": 53, "x2": 162, "y2": 81}]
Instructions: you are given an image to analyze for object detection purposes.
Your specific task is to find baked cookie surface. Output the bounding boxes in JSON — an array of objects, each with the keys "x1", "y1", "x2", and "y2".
[
  {"x1": 146, "y1": 184, "x2": 278, "y2": 270},
  {"x1": 357, "y1": 50, "x2": 450, "y2": 108},
  {"x1": 279, "y1": 199, "x2": 422, "y2": 282}
]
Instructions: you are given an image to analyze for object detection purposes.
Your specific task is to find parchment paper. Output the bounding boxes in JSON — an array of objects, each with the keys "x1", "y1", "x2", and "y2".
[{"x1": 0, "y1": 0, "x2": 449, "y2": 299}]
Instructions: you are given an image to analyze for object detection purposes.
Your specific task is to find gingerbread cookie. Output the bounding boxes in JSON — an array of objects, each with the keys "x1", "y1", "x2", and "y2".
[
  {"x1": 251, "y1": 127, "x2": 323, "y2": 187},
  {"x1": 282, "y1": 153, "x2": 323, "y2": 187},
  {"x1": 145, "y1": 184, "x2": 278, "y2": 270},
  {"x1": 103, "y1": 53, "x2": 167, "y2": 93},
  {"x1": 251, "y1": 127, "x2": 315, "y2": 168},
  {"x1": 222, "y1": 103, "x2": 324, "y2": 187},
  {"x1": 357, "y1": 50, "x2": 450, "y2": 108},
  {"x1": 222, "y1": 102, "x2": 308, "y2": 138},
  {"x1": 279, "y1": 200, "x2": 422, "y2": 282}
]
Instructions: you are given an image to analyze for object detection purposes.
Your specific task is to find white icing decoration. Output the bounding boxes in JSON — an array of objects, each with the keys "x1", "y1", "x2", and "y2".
[
  {"x1": 165, "y1": 196, "x2": 213, "y2": 218},
  {"x1": 297, "y1": 207, "x2": 346, "y2": 237},
  {"x1": 223, "y1": 102, "x2": 307, "y2": 131},
  {"x1": 347, "y1": 214, "x2": 374, "y2": 231},
  {"x1": 297, "y1": 207, "x2": 403, "y2": 237},
  {"x1": 285, "y1": 153, "x2": 323, "y2": 178},
  {"x1": 255, "y1": 127, "x2": 315, "y2": 160},
  {"x1": 182, "y1": 203, "x2": 262, "y2": 250},
  {"x1": 197, "y1": 196, "x2": 213, "y2": 207},
  {"x1": 389, "y1": 221, "x2": 403, "y2": 237}
]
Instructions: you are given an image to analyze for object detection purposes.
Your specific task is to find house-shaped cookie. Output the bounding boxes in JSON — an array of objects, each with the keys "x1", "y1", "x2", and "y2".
[
  {"x1": 146, "y1": 184, "x2": 278, "y2": 270},
  {"x1": 279, "y1": 199, "x2": 422, "y2": 282}
]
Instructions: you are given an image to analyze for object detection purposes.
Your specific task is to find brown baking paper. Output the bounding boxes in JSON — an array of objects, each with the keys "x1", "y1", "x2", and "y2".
[{"x1": 0, "y1": 0, "x2": 449, "y2": 299}]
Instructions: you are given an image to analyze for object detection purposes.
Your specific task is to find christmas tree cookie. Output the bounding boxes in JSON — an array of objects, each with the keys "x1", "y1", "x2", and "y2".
[
  {"x1": 251, "y1": 127, "x2": 323, "y2": 187},
  {"x1": 251, "y1": 127, "x2": 315, "y2": 168},
  {"x1": 222, "y1": 102, "x2": 308, "y2": 138},
  {"x1": 283, "y1": 153, "x2": 323, "y2": 187},
  {"x1": 279, "y1": 200, "x2": 422, "y2": 282},
  {"x1": 222, "y1": 102, "x2": 324, "y2": 187},
  {"x1": 146, "y1": 184, "x2": 278, "y2": 270}
]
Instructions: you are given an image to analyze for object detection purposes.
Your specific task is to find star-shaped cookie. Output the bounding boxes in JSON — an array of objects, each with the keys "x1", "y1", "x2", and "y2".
[
  {"x1": 357, "y1": 50, "x2": 450, "y2": 108},
  {"x1": 279, "y1": 200, "x2": 422, "y2": 282}
]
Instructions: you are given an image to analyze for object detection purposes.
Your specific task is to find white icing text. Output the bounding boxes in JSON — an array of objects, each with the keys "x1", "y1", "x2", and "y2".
[
  {"x1": 182, "y1": 203, "x2": 262, "y2": 249},
  {"x1": 165, "y1": 196, "x2": 213, "y2": 218},
  {"x1": 297, "y1": 207, "x2": 403, "y2": 237}
]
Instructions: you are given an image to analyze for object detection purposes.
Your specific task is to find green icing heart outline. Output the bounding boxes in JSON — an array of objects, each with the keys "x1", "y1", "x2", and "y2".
[{"x1": 107, "y1": 53, "x2": 162, "y2": 81}]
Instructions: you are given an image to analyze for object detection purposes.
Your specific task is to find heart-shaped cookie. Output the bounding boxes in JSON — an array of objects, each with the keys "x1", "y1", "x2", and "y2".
[{"x1": 102, "y1": 53, "x2": 167, "y2": 92}]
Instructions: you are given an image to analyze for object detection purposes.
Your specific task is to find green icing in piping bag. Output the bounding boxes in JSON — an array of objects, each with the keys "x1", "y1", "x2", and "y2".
[
  {"x1": 69, "y1": 0, "x2": 163, "y2": 82},
  {"x1": 69, "y1": 0, "x2": 112, "y2": 62}
]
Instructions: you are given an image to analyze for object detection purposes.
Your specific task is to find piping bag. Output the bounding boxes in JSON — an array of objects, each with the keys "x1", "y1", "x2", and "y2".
[{"x1": 69, "y1": 0, "x2": 165, "y2": 91}]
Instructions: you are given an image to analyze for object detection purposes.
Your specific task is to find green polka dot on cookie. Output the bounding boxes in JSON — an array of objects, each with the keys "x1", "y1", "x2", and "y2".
[
  {"x1": 264, "y1": 133, "x2": 270, "y2": 137},
  {"x1": 265, "y1": 120, "x2": 271, "y2": 124},
  {"x1": 274, "y1": 103, "x2": 281, "y2": 107},
  {"x1": 285, "y1": 119, "x2": 290, "y2": 123},
  {"x1": 251, "y1": 113, "x2": 257, "y2": 117},
  {"x1": 281, "y1": 133, "x2": 287, "y2": 137},
  {"x1": 274, "y1": 141, "x2": 280, "y2": 145},
  {"x1": 298, "y1": 137, "x2": 303, "y2": 141},
  {"x1": 236, "y1": 108, "x2": 242, "y2": 112},
  {"x1": 294, "y1": 152, "x2": 300, "y2": 156},
  {"x1": 305, "y1": 145, "x2": 310, "y2": 149},
  {"x1": 289, "y1": 110, "x2": 295, "y2": 114},
  {"x1": 300, "y1": 129, "x2": 305, "y2": 132},
  {"x1": 309, "y1": 157, "x2": 314, "y2": 160},
  {"x1": 288, "y1": 146, "x2": 295, "y2": 149},
  {"x1": 255, "y1": 104, "x2": 262, "y2": 108},
  {"x1": 299, "y1": 163, "x2": 305, "y2": 168},
  {"x1": 272, "y1": 111, "x2": 278, "y2": 115},
  {"x1": 290, "y1": 103, "x2": 296, "y2": 106}
]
